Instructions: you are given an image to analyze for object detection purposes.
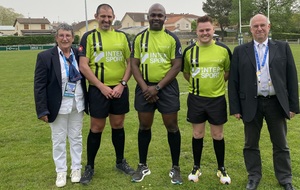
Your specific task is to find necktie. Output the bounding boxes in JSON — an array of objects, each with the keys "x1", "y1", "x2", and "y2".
[
  {"x1": 257, "y1": 44, "x2": 269, "y2": 96},
  {"x1": 258, "y1": 44, "x2": 264, "y2": 64},
  {"x1": 66, "y1": 55, "x2": 82, "y2": 82}
]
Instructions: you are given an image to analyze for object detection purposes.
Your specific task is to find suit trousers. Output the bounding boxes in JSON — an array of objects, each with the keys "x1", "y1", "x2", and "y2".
[
  {"x1": 242, "y1": 96, "x2": 292, "y2": 185},
  {"x1": 49, "y1": 105, "x2": 84, "y2": 173}
]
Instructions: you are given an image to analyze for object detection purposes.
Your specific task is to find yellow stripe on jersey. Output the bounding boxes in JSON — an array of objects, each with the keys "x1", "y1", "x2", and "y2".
[
  {"x1": 79, "y1": 28, "x2": 130, "y2": 86},
  {"x1": 131, "y1": 28, "x2": 182, "y2": 83},
  {"x1": 182, "y1": 41, "x2": 231, "y2": 97}
]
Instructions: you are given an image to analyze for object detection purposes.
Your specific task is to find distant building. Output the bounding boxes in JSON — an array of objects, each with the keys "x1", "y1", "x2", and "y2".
[
  {"x1": 72, "y1": 19, "x2": 98, "y2": 39},
  {"x1": 72, "y1": 19, "x2": 123, "y2": 41},
  {"x1": 121, "y1": 12, "x2": 149, "y2": 28},
  {"x1": 165, "y1": 15, "x2": 191, "y2": 32},
  {"x1": 0, "y1": 26, "x2": 15, "y2": 36},
  {"x1": 120, "y1": 12, "x2": 199, "y2": 34},
  {"x1": 13, "y1": 17, "x2": 54, "y2": 36}
]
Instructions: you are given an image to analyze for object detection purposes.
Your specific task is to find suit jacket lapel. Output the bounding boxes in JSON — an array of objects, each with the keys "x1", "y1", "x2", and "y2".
[
  {"x1": 245, "y1": 41, "x2": 256, "y2": 69},
  {"x1": 51, "y1": 47, "x2": 62, "y2": 87},
  {"x1": 268, "y1": 40, "x2": 277, "y2": 65}
]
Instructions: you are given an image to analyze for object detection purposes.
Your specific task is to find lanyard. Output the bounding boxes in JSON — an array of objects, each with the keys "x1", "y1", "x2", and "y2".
[
  {"x1": 60, "y1": 52, "x2": 74, "y2": 78},
  {"x1": 254, "y1": 45, "x2": 269, "y2": 71},
  {"x1": 254, "y1": 45, "x2": 271, "y2": 86}
]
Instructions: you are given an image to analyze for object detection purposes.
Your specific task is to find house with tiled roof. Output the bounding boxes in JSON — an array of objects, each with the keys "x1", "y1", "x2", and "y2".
[
  {"x1": 72, "y1": 19, "x2": 98, "y2": 39},
  {"x1": 121, "y1": 12, "x2": 149, "y2": 28},
  {"x1": 13, "y1": 17, "x2": 54, "y2": 36},
  {"x1": 168, "y1": 13, "x2": 199, "y2": 22},
  {"x1": 72, "y1": 19, "x2": 123, "y2": 40},
  {"x1": 165, "y1": 16, "x2": 191, "y2": 32},
  {"x1": 120, "y1": 12, "x2": 199, "y2": 33}
]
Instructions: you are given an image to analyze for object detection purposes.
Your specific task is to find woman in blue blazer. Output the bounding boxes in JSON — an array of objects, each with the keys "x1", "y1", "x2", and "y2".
[{"x1": 34, "y1": 23, "x2": 88, "y2": 187}]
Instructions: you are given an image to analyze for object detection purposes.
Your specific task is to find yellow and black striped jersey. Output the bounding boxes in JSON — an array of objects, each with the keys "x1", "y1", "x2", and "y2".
[
  {"x1": 182, "y1": 41, "x2": 231, "y2": 97},
  {"x1": 131, "y1": 28, "x2": 182, "y2": 83},
  {"x1": 79, "y1": 28, "x2": 131, "y2": 86}
]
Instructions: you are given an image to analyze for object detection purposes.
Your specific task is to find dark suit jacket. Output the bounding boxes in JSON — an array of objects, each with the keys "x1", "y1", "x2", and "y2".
[
  {"x1": 34, "y1": 46, "x2": 88, "y2": 123},
  {"x1": 228, "y1": 40, "x2": 299, "y2": 122}
]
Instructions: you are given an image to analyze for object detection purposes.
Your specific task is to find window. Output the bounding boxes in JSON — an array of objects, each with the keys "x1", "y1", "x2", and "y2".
[
  {"x1": 24, "y1": 24, "x2": 29, "y2": 29},
  {"x1": 186, "y1": 24, "x2": 189, "y2": 28},
  {"x1": 41, "y1": 24, "x2": 45, "y2": 29}
]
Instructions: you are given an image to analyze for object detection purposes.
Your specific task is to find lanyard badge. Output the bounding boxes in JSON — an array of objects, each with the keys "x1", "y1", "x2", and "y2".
[
  {"x1": 64, "y1": 82, "x2": 76, "y2": 97},
  {"x1": 60, "y1": 52, "x2": 82, "y2": 97}
]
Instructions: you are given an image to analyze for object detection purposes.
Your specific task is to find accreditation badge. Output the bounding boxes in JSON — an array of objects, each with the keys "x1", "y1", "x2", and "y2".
[
  {"x1": 64, "y1": 82, "x2": 76, "y2": 97},
  {"x1": 256, "y1": 71, "x2": 261, "y2": 76}
]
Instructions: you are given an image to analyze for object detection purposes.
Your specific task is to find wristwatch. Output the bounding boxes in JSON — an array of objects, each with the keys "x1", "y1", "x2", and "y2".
[
  {"x1": 120, "y1": 80, "x2": 127, "y2": 87},
  {"x1": 155, "y1": 85, "x2": 161, "y2": 91}
]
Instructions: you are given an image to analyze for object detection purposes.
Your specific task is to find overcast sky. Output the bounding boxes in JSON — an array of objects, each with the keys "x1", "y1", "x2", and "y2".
[{"x1": 0, "y1": 0, "x2": 206, "y2": 24}]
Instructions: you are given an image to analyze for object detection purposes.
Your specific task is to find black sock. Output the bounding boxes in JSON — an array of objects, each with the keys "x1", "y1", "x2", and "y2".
[
  {"x1": 192, "y1": 137, "x2": 203, "y2": 167},
  {"x1": 87, "y1": 130, "x2": 102, "y2": 169},
  {"x1": 138, "y1": 129, "x2": 151, "y2": 164},
  {"x1": 168, "y1": 130, "x2": 181, "y2": 167},
  {"x1": 112, "y1": 128, "x2": 125, "y2": 164},
  {"x1": 213, "y1": 138, "x2": 225, "y2": 169}
]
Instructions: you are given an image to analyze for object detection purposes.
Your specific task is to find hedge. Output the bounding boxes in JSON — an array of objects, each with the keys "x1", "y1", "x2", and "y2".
[
  {"x1": 271, "y1": 32, "x2": 300, "y2": 40},
  {"x1": 0, "y1": 35, "x2": 80, "y2": 46}
]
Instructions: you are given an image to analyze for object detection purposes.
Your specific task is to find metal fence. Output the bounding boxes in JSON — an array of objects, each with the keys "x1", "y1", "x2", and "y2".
[
  {"x1": 0, "y1": 40, "x2": 298, "y2": 52},
  {"x1": 0, "y1": 44, "x2": 79, "y2": 51},
  {"x1": 0, "y1": 45, "x2": 54, "y2": 51}
]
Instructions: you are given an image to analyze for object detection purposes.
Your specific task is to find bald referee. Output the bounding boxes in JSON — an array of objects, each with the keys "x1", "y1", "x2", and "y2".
[
  {"x1": 130, "y1": 3, "x2": 183, "y2": 185},
  {"x1": 78, "y1": 3, "x2": 134, "y2": 185}
]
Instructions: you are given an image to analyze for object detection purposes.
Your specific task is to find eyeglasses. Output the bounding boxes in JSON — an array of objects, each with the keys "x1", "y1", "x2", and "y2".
[
  {"x1": 149, "y1": 13, "x2": 165, "y2": 18},
  {"x1": 57, "y1": 34, "x2": 73, "y2": 39},
  {"x1": 251, "y1": 24, "x2": 268, "y2": 30}
]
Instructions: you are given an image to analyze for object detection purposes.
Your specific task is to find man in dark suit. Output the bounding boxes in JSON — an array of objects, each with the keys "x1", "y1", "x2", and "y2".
[
  {"x1": 34, "y1": 23, "x2": 88, "y2": 187},
  {"x1": 228, "y1": 14, "x2": 298, "y2": 190}
]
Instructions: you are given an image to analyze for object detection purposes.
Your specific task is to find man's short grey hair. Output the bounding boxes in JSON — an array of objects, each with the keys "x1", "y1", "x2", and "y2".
[
  {"x1": 55, "y1": 23, "x2": 74, "y2": 36},
  {"x1": 249, "y1": 14, "x2": 270, "y2": 26}
]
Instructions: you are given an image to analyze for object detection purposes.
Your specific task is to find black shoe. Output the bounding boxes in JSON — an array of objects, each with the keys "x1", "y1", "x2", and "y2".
[
  {"x1": 80, "y1": 165, "x2": 94, "y2": 185},
  {"x1": 282, "y1": 183, "x2": 295, "y2": 190},
  {"x1": 131, "y1": 163, "x2": 151, "y2": 182},
  {"x1": 169, "y1": 166, "x2": 183, "y2": 185},
  {"x1": 116, "y1": 159, "x2": 135, "y2": 175},
  {"x1": 246, "y1": 180, "x2": 259, "y2": 190}
]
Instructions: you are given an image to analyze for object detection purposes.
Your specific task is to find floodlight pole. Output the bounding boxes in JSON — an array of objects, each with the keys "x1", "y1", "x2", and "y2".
[
  {"x1": 267, "y1": 0, "x2": 272, "y2": 39},
  {"x1": 267, "y1": 0, "x2": 270, "y2": 21},
  {"x1": 238, "y1": 0, "x2": 243, "y2": 45},
  {"x1": 85, "y1": 0, "x2": 88, "y2": 32}
]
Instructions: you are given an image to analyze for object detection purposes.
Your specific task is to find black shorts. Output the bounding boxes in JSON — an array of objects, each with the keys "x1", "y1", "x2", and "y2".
[
  {"x1": 88, "y1": 85, "x2": 129, "y2": 118},
  {"x1": 187, "y1": 94, "x2": 227, "y2": 125},
  {"x1": 134, "y1": 79, "x2": 180, "y2": 114}
]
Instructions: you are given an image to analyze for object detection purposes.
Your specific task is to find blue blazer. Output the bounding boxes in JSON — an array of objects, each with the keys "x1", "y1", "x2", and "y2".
[
  {"x1": 228, "y1": 40, "x2": 299, "y2": 122},
  {"x1": 34, "y1": 46, "x2": 88, "y2": 122}
]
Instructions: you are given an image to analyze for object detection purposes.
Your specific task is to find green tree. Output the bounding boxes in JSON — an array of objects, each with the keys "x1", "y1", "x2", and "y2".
[
  {"x1": 230, "y1": 0, "x2": 296, "y2": 35},
  {"x1": 0, "y1": 6, "x2": 23, "y2": 25},
  {"x1": 191, "y1": 20, "x2": 197, "y2": 32},
  {"x1": 268, "y1": 0, "x2": 294, "y2": 33},
  {"x1": 230, "y1": 0, "x2": 255, "y2": 33},
  {"x1": 289, "y1": 13, "x2": 300, "y2": 33},
  {"x1": 290, "y1": 2, "x2": 300, "y2": 33},
  {"x1": 202, "y1": 0, "x2": 233, "y2": 39},
  {"x1": 113, "y1": 20, "x2": 122, "y2": 27}
]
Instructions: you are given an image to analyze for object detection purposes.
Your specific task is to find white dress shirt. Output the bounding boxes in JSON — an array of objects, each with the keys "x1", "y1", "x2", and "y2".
[{"x1": 57, "y1": 47, "x2": 85, "y2": 114}]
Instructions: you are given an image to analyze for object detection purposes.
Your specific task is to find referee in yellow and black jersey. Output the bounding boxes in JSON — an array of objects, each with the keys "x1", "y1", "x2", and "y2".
[
  {"x1": 130, "y1": 3, "x2": 183, "y2": 185},
  {"x1": 182, "y1": 15, "x2": 232, "y2": 185},
  {"x1": 78, "y1": 3, "x2": 134, "y2": 184}
]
